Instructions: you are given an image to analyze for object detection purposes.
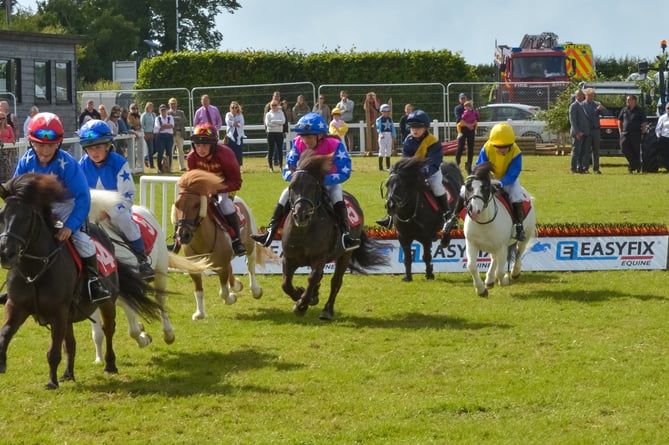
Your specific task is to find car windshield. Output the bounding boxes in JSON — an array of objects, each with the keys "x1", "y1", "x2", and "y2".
[{"x1": 512, "y1": 56, "x2": 566, "y2": 79}]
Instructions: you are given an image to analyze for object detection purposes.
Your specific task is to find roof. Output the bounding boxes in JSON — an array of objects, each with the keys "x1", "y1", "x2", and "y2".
[{"x1": 0, "y1": 30, "x2": 84, "y2": 46}]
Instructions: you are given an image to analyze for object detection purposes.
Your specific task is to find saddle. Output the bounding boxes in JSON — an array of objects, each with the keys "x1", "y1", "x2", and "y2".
[
  {"x1": 206, "y1": 200, "x2": 247, "y2": 237},
  {"x1": 63, "y1": 235, "x2": 117, "y2": 278},
  {"x1": 493, "y1": 187, "x2": 533, "y2": 219}
]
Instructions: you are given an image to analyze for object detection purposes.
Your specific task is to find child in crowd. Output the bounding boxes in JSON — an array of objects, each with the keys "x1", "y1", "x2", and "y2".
[{"x1": 376, "y1": 104, "x2": 396, "y2": 171}]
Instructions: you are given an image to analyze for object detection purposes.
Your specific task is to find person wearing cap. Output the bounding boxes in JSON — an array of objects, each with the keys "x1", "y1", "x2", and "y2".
[
  {"x1": 444, "y1": 122, "x2": 527, "y2": 244},
  {"x1": 154, "y1": 104, "x2": 174, "y2": 173},
  {"x1": 375, "y1": 110, "x2": 452, "y2": 247},
  {"x1": 251, "y1": 112, "x2": 360, "y2": 252},
  {"x1": 376, "y1": 104, "x2": 396, "y2": 171},
  {"x1": 168, "y1": 97, "x2": 187, "y2": 171},
  {"x1": 13, "y1": 112, "x2": 111, "y2": 302},
  {"x1": 78, "y1": 119, "x2": 154, "y2": 280},
  {"x1": 328, "y1": 107, "x2": 348, "y2": 145},
  {"x1": 187, "y1": 123, "x2": 247, "y2": 256}
]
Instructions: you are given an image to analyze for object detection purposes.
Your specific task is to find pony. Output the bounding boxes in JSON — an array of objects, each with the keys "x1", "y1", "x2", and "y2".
[
  {"x1": 87, "y1": 192, "x2": 211, "y2": 363},
  {"x1": 282, "y1": 154, "x2": 389, "y2": 320},
  {"x1": 172, "y1": 170, "x2": 277, "y2": 320},
  {"x1": 463, "y1": 162, "x2": 536, "y2": 297},
  {"x1": 0, "y1": 173, "x2": 162, "y2": 389},
  {"x1": 382, "y1": 158, "x2": 464, "y2": 281}
]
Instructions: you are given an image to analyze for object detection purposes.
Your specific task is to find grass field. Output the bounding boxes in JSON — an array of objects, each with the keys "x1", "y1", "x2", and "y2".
[{"x1": 0, "y1": 154, "x2": 668, "y2": 444}]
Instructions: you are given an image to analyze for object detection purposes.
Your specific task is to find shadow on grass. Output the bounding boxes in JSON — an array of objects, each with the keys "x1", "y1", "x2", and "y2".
[
  {"x1": 235, "y1": 307, "x2": 512, "y2": 331},
  {"x1": 79, "y1": 348, "x2": 303, "y2": 396}
]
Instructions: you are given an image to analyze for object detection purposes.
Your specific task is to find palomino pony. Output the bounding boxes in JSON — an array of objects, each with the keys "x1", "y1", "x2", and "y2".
[
  {"x1": 88, "y1": 193, "x2": 211, "y2": 363},
  {"x1": 172, "y1": 170, "x2": 276, "y2": 320},
  {"x1": 382, "y1": 158, "x2": 464, "y2": 281},
  {"x1": 0, "y1": 173, "x2": 162, "y2": 389},
  {"x1": 463, "y1": 162, "x2": 536, "y2": 297},
  {"x1": 282, "y1": 154, "x2": 389, "y2": 320}
]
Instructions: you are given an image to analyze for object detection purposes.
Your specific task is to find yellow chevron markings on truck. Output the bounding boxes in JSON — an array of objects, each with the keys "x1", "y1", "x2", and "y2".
[{"x1": 564, "y1": 44, "x2": 595, "y2": 81}]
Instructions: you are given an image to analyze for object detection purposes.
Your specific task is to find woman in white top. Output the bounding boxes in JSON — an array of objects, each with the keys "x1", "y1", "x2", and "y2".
[
  {"x1": 153, "y1": 104, "x2": 174, "y2": 173},
  {"x1": 225, "y1": 101, "x2": 245, "y2": 167},
  {"x1": 264, "y1": 100, "x2": 286, "y2": 172}
]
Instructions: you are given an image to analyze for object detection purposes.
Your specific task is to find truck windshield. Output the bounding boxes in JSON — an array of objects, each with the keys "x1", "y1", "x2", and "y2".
[{"x1": 512, "y1": 56, "x2": 566, "y2": 79}]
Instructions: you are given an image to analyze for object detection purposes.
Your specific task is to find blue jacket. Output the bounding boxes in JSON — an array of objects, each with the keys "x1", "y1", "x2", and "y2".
[
  {"x1": 80, "y1": 151, "x2": 136, "y2": 211},
  {"x1": 402, "y1": 132, "x2": 443, "y2": 177}
]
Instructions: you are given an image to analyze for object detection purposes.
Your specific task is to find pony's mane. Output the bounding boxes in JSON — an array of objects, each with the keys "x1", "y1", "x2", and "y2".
[
  {"x1": 3, "y1": 173, "x2": 66, "y2": 207},
  {"x1": 391, "y1": 157, "x2": 424, "y2": 177},
  {"x1": 177, "y1": 170, "x2": 222, "y2": 195},
  {"x1": 296, "y1": 153, "x2": 332, "y2": 177},
  {"x1": 471, "y1": 161, "x2": 494, "y2": 179}
]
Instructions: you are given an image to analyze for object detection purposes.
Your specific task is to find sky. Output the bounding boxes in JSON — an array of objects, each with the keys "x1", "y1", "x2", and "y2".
[{"x1": 15, "y1": 0, "x2": 669, "y2": 66}]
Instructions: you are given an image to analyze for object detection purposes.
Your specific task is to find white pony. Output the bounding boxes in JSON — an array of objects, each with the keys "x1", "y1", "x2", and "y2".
[
  {"x1": 89, "y1": 190, "x2": 211, "y2": 363},
  {"x1": 463, "y1": 162, "x2": 536, "y2": 297}
]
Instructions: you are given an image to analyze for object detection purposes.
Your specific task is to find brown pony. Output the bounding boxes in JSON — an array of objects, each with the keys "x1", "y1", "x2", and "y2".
[
  {"x1": 0, "y1": 173, "x2": 161, "y2": 389},
  {"x1": 172, "y1": 170, "x2": 276, "y2": 319}
]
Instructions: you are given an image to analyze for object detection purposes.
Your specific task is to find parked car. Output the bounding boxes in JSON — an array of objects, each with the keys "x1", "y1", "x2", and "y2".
[{"x1": 476, "y1": 103, "x2": 555, "y2": 143}]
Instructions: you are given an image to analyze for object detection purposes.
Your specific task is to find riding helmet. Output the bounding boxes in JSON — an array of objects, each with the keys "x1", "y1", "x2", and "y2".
[
  {"x1": 405, "y1": 109, "x2": 430, "y2": 128},
  {"x1": 380, "y1": 104, "x2": 391, "y2": 112},
  {"x1": 292, "y1": 112, "x2": 328, "y2": 135},
  {"x1": 79, "y1": 119, "x2": 114, "y2": 148},
  {"x1": 191, "y1": 123, "x2": 219, "y2": 145},
  {"x1": 488, "y1": 123, "x2": 516, "y2": 147},
  {"x1": 27, "y1": 112, "x2": 64, "y2": 144}
]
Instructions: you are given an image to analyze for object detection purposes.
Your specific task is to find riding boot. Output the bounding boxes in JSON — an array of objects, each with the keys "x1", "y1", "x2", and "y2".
[
  {"x1": 378, "y1": 157, "x2": 384, "y2": 171},
  {"x1": 251, "y1": 203, "x2": 285, "y2": 247},
  {"x1": 223, "y1": 212, "x2": 247, "y2": 257},
  {"x1": 130, "y1": 238, "x2": 155, "y2": 282},
  {"x1": 334, "y1": 200, "x2": 360, "y2": 251},
  {"x1": 385, "y1": 157, "x2": 391, "y2": 170},
  {"x1": 512, "y1": 201, "x2": 526, "y2": 241},
  {"x1": 82, "y1": 255, "x2": 112, "y2": 302},
  {"x1": 441, "y1": 195, "x2": 464, "y2": 248}
]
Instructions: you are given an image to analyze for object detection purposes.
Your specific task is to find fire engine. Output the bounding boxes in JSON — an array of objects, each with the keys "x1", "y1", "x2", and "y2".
[{"x1": 494, "y1": 32, "x2": 594, "y2": 107}]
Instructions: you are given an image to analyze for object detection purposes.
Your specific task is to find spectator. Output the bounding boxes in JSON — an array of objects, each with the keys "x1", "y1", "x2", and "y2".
[
  {"x1": 313, "y1": 94, "x2": 331, "y2": 124},
  {"x1": 0, "y1": 110, "x2": 15, "y2": 143},
  {"x1": 280, "y1": 99, "x2": 293, "y2": 125},
  {"x1": 376, "y1": 104, "x2": 396, "y2": 171},
  {"x1": 168, "y1": 97, "x2": 188, "y2": 171},
  {"x1": 398, "y1": 103, "x2": 414, "y2": 146},
  {"x1": 98, "y1": 104, "x2": 109, "y2": 122},
  {"x1": 23, "y1": 106, "x2": 39, "y2": 139},
  {"x1": 141, "y1": 102, "x2": 156, "y2": 168},
  {"x1": 105, "y1": 109, "x2": 118, "y2": 136},
  {"x1": 154, "y1": 104, "x2": 174, "y2": 173},
  {"x1": 582, "y1": 88, "x2": 607, "y2": 174},
  {"x1": 264, "y1": 91, "x2": 282, "y2": 115},
  {"x1": 0, "y1": 101, "x2": 16, "y2": 132},
  {"x1": 569, "y1": 89, "x2": 589, "y2": 174},
  {"x1": 363, "y1": 91, "x2": 381, "y2": 155},
  {"x1": 336, "y1": 90, "x2": 355, "y2": 149},
  {"x1": 79, "y1": 99, "x2": 101, "y2": 127},
  {"x1": 455, "y1": 100, "x2": 479, "y2": 174},
  {"x1": 127, "y1": 103, "x2": 144, "y2": 165},
  {"x1": 264, "y1": 100, "x2": 285, "y2": 172},
  {"x1": 454, "y1": 93, "x2": 467, "y2": 135},
  {"x1": 618, "y1": 95, "x2": 647, "y2": 174},
  {"x1": 193, "y1": 94, "x2": 223, "y2": 131},
  {"x1": 225, "y1": 101, "x2": 245, "y2": 168},
  {"x1": 655, "y1": 103, "x2": 669, "y2": 170},
  {"x1": 329, "y1": 107, "x2": 348, "y2": 146},
  {"x1": 292, "y1": 95, "x2": 310, "y2": 122}
]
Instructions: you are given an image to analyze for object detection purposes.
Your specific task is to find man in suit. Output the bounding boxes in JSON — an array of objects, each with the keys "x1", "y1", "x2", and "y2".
[{"x1": 569, "y1": 89, "x2": 590, "y2": 174}]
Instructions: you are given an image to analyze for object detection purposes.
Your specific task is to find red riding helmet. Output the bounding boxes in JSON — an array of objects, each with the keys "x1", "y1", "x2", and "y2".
[
  {"x1": 27, "y1": 112, "x2": 65, "y2": 144},
  {"x1": 191, "y1": 123, "x2": 218, "y2": 145}
]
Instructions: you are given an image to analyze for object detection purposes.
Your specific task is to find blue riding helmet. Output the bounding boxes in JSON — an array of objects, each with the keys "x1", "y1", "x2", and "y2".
[
  {"x1": 406, "y1": 109, "x2": 431, "y2": 128},
  {"x1": 79, "y1": 119, "x2": 114, "y2": 148},
  {"x1": 292, "y1": 112, "x2": 328, "y2": 135}
]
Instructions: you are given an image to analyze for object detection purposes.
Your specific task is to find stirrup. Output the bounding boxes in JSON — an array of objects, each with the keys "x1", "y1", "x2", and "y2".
[
  {"x1": 88, "y1": 277, "x2": 111, "y2": 303},
  {"x1": 232, "y1": 239, "x2": 247, "y2": 256},
  {"x1": 342, "y1": 234, "x2": 360, "y2": 252}
]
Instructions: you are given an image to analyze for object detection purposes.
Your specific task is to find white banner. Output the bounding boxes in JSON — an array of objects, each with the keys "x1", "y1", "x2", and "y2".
[{"x1": 232, "y1": 235, "x2": 668, "y2": 274}]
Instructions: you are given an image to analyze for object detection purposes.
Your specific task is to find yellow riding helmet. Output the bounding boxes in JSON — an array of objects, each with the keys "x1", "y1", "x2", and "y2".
[{"x1": 488, "y1": 123, "x2": 516, "y2": 146}]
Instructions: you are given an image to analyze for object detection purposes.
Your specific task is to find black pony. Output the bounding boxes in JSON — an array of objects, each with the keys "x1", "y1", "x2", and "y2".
[
  {"x1": 382, "y1": 158, "x2": 464, "y2": 281},
  {"x1": 281, "y1": 154, "x2": 389, "y2": 320},
  {"x1": 0, "y1": 173, "x2": 162, "y2": 389}
]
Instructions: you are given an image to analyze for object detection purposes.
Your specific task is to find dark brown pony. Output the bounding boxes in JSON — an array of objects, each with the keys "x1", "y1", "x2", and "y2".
[
  {"x1": 282, "y1": 154, "x2": 389, "y2": 320},
  {"x1": 0, "y1": 173, "x2": 161, "y2": 389},
  {"x1": 382, "y1": 158, "x2": 464, "y2": 281}
]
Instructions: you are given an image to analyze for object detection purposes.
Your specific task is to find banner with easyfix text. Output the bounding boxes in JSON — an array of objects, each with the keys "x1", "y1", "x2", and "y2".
[{"x1": 232, "y1": 236, "x2": 668, "y2": 275}]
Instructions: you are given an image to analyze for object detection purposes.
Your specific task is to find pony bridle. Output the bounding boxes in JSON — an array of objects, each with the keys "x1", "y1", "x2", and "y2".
[
  {"x1": 173, "y1": 193, "x2": 208, "y2": 232},
  {"x1": 290, "y1": 170, "x2": 320, "y2": 223},
  {"x1": 384, "y1": 173, "x2": 421, "y2": 223},
  {"x1": 464, "y1": 176, "x2": 498, "y2": 225}
]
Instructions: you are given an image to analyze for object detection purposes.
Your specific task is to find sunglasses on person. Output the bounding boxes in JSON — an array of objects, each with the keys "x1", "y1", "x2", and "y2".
[
  {"x1": 493, "y1": 144, "x2": 512, "y2": 150},
  {"x1": 31, "y1": 129, "x2": 61, "y2": 141}
]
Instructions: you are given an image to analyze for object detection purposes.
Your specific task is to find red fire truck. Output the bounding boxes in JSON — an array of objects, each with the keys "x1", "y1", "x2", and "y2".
[{"x1": 494, "y1": 33, "x2": 594, "y2": 107}]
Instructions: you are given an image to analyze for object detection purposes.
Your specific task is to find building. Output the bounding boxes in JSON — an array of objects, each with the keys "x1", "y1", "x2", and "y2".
[{"x1": 0, "y1": 30, "x2": 84, "y2": 138}]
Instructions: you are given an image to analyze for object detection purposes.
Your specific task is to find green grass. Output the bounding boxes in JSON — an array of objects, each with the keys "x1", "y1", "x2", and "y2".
[{"x1": 0, "y1": 155, "x2": 668, "y2": 444}]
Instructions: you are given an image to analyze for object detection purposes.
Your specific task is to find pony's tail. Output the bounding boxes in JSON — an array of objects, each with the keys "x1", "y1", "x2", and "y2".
[
  {"x1": 349, "y1": 232, "x2": 391, "y2": 274},
  {"x1": 116, "y1": 260, "x2": 163, "y2": 321},
  {"x1": 167, "y1": 252, "x2": 213, "y2": 274}
]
